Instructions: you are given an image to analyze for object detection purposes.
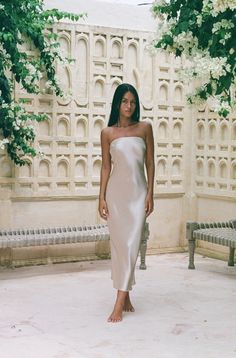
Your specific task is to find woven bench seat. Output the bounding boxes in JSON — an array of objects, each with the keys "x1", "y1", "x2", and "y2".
[
  {"x1": 186, "y1": 220, "x2": 236, "y2": 269},
  {"x1": 0, "y1": 223, "x2": 149, "y2": 269}
]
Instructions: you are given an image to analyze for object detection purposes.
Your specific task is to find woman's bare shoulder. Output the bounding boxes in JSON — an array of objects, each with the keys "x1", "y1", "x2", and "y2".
[{"x1": 138, "y1": 120, "x2": 152, "y2": 134}]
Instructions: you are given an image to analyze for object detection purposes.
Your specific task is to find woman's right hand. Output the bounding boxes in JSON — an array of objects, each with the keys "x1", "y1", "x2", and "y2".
[{"x1": 99, "y1": 198, "x2": 109, "y2": 220}]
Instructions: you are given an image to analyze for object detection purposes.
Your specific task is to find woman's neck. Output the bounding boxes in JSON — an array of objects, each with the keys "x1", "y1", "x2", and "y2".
[{"x1": 117, "y1": 117, "x2": 133, "y2": 128}]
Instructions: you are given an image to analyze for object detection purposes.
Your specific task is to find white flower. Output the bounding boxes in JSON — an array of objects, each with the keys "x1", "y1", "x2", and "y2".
[
  {"x1": 0, "y1": 4, "x2": 4, "y2": 10},
  {"x1": 0, "y1": 138, "x2": 9, "y2": 150},
  {"x1": 203, "y1": 0, "x2": 236, "y2": 16}
]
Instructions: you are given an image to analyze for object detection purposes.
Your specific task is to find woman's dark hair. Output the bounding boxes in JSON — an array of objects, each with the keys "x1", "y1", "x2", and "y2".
[{"x1": 108, "y1": 83, "x2": 140, "y2": 127}]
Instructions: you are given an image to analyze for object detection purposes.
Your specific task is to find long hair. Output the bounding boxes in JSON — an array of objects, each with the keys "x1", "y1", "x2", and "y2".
[{"x1": 108, "y1": 83, "x2": 140, "y2": 127}]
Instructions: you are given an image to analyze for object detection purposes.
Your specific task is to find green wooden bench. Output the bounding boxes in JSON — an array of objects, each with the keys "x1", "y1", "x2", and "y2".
[{"x1": 186, "y1": 220, "x2": 236, "y2": 269}]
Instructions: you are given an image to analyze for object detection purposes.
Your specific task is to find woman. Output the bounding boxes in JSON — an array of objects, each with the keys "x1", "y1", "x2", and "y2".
[{"x1": 99, "y1": 83, "x2": 154, "y2": 323}]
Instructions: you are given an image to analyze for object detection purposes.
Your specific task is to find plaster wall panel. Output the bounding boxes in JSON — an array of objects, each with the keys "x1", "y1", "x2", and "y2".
[{"x1": 0, "y1": 19, "x2": 235, "y2": 260}]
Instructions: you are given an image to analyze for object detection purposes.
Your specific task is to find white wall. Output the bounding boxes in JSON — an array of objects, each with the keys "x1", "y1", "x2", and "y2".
[{"x1": 0, "y1": 20, "x2": 235, "y2": 262}]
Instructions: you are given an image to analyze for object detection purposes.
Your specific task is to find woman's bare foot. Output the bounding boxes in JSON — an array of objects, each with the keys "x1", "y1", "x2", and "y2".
[
  {"x1": 123, "y1": 293, "x2": 135, "y2": 312},
  {"x1": 108, "y1": 290, "x2": 127, "y2": 323}
]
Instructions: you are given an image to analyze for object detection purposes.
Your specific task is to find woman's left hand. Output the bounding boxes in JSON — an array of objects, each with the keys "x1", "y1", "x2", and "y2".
[{"x1": 145, "y1": 194, "x2": 154, "y2": 217}]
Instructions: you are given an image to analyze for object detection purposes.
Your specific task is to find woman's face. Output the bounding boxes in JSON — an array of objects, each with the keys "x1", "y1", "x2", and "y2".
[{"x1": 119, "y1": 91, "x2": 136, "y2": 119}]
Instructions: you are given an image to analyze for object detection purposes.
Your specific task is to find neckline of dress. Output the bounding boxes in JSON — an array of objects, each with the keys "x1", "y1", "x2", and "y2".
[{"x1": 110, "y1": 136, "x2": 145, "y2": 146}]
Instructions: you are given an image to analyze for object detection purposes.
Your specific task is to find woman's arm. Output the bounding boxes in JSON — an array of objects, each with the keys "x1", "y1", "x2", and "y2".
[
  {"x1": 144, "y1": 122, "x2": 155, "y2": 217},
  {"x1": 99, "y1": 128, "x2": 111, "y2": 220}
]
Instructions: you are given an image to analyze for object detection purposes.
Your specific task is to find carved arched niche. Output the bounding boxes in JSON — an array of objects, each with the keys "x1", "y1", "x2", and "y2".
[
  {"x1": 59, "y1": 34, "x2": 71, "y2": 57},
  {"x1": 174, "y1": 85, "x2": 183, "y2": 102},
  {"x1": 233, "y1": 124, "x2": 236, "y2": 140},
  {"x1": 58, "y1": 118, "x2": 69, "y2": 136},
  {"x1": 111, "y1": 40, "x2": 122, "y2": 58},
  {"x1": 39, "y1": 160, "x2": 50, "y2": 177},
  {"x1": 157, "y1": 158, "x2": 167, "y2": 175},
  {"x1": 231, "y1": 162, "x2": 236, "y2": 179},
  {"x1": 93, "y1": 159, "x2": 102, "y2": 177},
  {"x1": 220, "y1": 123, "x2": 229, "y2": 141},
  {"x1": 76, "y1": 37, "x2": 88, "y2": 98},
  {"x1": 208, "y1": 161, "x2": 216, "y2": 177},
  {"x1": 128, "y1": 43, "x2": 137, "y2": 67},
  {"x1": 197, "y1": 160, "x2": 204, "y2": 176},
  {"x1": 95, "y1": 79, "x2": 104, "y2": 98},
  {"x1": 0, "y1": 158, "x2": 12, "y2": 178},
  {"x1": 172, "y1": 159, "x2": 181, "y2": 175},
  {"x1": 57, "y1": 160, "x2": 68, "y2": 178},
  {"x1": 94, "y1": 119, "x2": 104, "y2": 139},
  {"x1": 111, "y1": 79, "x2": 121, "y2": 94},
  {"x1": 209, "y1": 122, "x2": 216, "y2": 140},
  {"x1": 159, "y1": 84, "x2": 168, "y2": 102},
  {"x1": 19, "y1": 160, "x2": 32, "y2": 178},
  {"x1": 173, "y1": 122, "x2": 182, "y2": 140},
  {"x1": 95, "y1": 39, "x2": 105, "y2": 57},
  {"x1": 39, "y1": 119, "x2": 50, "y2": 136},
  {"x1": 75, "y1": 159, "x2": 86, "y2": 178},
  {"x1": 76, "y1": 117, "x2": 87, "y2": 138},
  {"x1": 219, "y1": 161, "x2": 227, "y2": 178},
  {"x1": 158, "y1": 121, "x2": 168, "y2": 139},
  {"x1": 197, "y1": 122, "x2": 205, "y2": 140}
]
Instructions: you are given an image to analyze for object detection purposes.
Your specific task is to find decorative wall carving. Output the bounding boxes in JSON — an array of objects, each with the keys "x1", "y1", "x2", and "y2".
[{"x1": 4, "y1": 21, "x2": 234, "y2": 201}]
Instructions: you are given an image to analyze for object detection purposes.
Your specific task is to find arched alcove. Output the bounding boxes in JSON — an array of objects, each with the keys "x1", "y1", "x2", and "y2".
[
  {"x1": 0, "y1": 159, "x2": 12, "y2": 178},
  {"x1": 111, "y1": 80, "x2": 121, "y2": 96},
  {"x1": 39, "y1": 120, "x2": 50, "y2": 136},
  {"x1": 57, "y1": 160, "x2": 68, "y2": 178},
  {"x1": 39, "y1": 160, "x2": 50, "y2": 177},
  {"x1": 209, "y1": 123, "x2": 216, "y2": 140},
  {"x1": 58, "y1": 119, "x2": 69, "y2": 136},
  {"x1": 220, "y1": 124, "x2": 229, "y2": 141},
  {"x1": 128, "y1": 43, "x2": 137, "y2": 67},
  {"x1": 197, "y1": 160, "x2": 204, "y2": 176},
  {"x1": 173, "y1": 122, "x2": 182, "y2": 140},
  {"x1": 112, "y1": 41, "x2": 121, "y2": 58},
  {"x1": 75, "y1": 159, "x2": 86, "y2": 178},
  {"x1": 95, "y1": 80, "x2": 104, "y2": 97},
  {"x1": 19, "y1": 161, "x2": 32, "y2": 178},
  {"x1": 232, "y1": 162, "x2": 236, "y2": 179},
  {"x1": 157, "y1": 159, "x2": 166, "y2": 175},
  {"x1": 77, "y1": 37, "x2": 88, "y2": 98},
  {"x1": 76, "y1": 118, "x2": 87, "y2": 137},
  {"x1": 172, "y1": 159, "x2": 181, "y2": 175},
  {"x1": 233, "y1": 124, "x2": 236, "y2": 140},
  {"x1": 219, "y1": 162, "x2": 227, "y2": 178},
  {"x1": 197, "y1": 123, "x2": 205, "y2": 140},
  {"x1": 95, "y1": 39, "x2": 105, "y2": 57},
  {"x1": 93, "y1": 159, "x2": 102, "y2": 177},
  {"x1": 208, "y1": 161, "x2": 216, "y2": 177},
  {"x1": 59, "y1": 35, "x2": 70, "y2": 57},
  {"x1": 158, "y1": 122, "x2": 168, "y2": 139},
  {"x1": 94, "y1": 119, "x2": 103, "y2": 139},
  {"x1": 160, "y1": 84, "x2": 168, "y2": 101},
  {"x1": 174, "y1": 86, "x2": 182, "y2": 102}
]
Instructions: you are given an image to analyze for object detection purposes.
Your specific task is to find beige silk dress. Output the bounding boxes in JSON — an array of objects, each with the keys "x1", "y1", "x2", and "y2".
[{"x1": 106, "y1": 136, "x2": 147, "y2": 291}]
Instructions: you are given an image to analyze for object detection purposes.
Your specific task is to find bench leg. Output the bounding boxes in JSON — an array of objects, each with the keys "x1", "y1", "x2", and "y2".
[
  {"x1": 188, "y1": 239, "x2": 195, "y2": 269},
  {"x1": 139, "y1": 237, "x2": 147, "y2": 270},
  {"x1": 228, "y1": 247, "x2": 235, "y2": 267}
]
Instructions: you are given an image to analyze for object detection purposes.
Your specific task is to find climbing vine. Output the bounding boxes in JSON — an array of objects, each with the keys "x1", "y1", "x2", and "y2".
[
  {"x1": 0, "y1": 0, "x2": 83, "y2": 165},
  {"x1": 151, "y1": 0, "x2": 236, "y2": 117}
]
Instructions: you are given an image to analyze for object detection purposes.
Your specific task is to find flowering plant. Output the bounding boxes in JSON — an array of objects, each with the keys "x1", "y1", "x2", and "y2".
[
  {"x1": 151, "y1": 0, "x2": 236, "y2": 117},
  {"x1": 0, "y1": 0, "x2": 83, "y2": 165}
]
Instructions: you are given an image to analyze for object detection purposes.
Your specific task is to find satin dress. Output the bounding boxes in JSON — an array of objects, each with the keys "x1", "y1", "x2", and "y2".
[{"x1": 106, "y1": 136, "x2": 147, "y2": 291}]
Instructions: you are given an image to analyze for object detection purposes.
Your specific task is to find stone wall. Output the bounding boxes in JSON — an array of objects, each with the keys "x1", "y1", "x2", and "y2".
[{"x1": 0, "y1": 21, "x2": 235, "y2": 264}]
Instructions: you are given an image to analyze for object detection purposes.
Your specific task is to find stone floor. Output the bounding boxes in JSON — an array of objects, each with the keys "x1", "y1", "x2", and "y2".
[{"x1": 0, "y1": 253, "x2": 235, "y2": 358}]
